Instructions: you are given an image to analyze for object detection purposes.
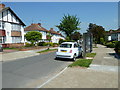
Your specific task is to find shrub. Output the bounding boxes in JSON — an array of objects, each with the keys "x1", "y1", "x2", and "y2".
[
  {"x1": 43, "y1": 42, "x2": 53, "y2": 46},
  {"x1": 115, "y1": 41, "x2": 120, "y2": 54},
  {"x1": 53, "y1": 43, "x2": 59, "y2": 47},
  {"x1": 37, "y1": 42, "x2": 46, "y2": 46},
  {"x1": 105, "y1": 42, "x2": 115, "y2": 48},
  {"x1": 59, "y1": 39, "x2": 64, "y2": 44},
  {"x1": 100, "y1": 38, "x2": 105, "y2": 45},
  {"x1": 25, "y1": 42, "x2": 34, "y2": 47}
]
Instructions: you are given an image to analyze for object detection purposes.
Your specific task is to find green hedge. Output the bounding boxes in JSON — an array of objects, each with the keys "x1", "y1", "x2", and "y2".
[
  {"x1": 25, "y1": 42, "x2": 34, "y2": 47},
  {"x1": 115, "y1": 41, "x2": 120, "y2": 54},
  {"x1": 105, "y1": 41, "x2": 118, "y2": 48}
]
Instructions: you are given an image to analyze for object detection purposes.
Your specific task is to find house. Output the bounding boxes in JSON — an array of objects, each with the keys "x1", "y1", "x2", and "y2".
[
  {"x1": 49, "y1": 28, "x2": 65, "y2": 43},
  {"x1": 106, "y1": 29, "x2": 120, "y2": 41},
  {"x1": 24, "y1": 23, "x2": 48, "y2": 41},
  {"x1": 24, "y1": 23, "x2": 65, "y2": 43},
  {"x1": 111, "y1": 29, "x2": 120, "y2": 41},
  {"x1": 0, "y1": 4, "x2": 25, "y2": 47}
]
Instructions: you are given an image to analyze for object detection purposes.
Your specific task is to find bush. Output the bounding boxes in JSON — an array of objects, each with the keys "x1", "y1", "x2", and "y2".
[
  {"x1": 105, "y1": 42, "x2": 115, "y2": 48},
  {"x1": 59, "y1": 39, "x2": 64, "y2": 44},
  {"x1": 25, "y1": 42, "x2": 34, "y2": 47},
  {"x1": 105, "y1": 41, "x2": 118, "y2": 48},
  {"x1": 43, "y1": 42, "x2": 53, "y2": 46},
  {"x1": 37, "y1": 42, "x2": 46, "y2": 46},
  {"x1": 115, "y1": 41, "x2": 120, "y2": 54},
  {"x1": 53, "y1": 43, "x2": 59, "y2": 47}
]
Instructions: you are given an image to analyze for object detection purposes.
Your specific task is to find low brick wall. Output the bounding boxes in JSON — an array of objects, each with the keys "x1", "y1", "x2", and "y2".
[
  {"x1": 9, "y1": 43, "x2": 24, "y2": 48},
  {"x1": 2, "y1": 43, "x2": 24, "y2": 48}
]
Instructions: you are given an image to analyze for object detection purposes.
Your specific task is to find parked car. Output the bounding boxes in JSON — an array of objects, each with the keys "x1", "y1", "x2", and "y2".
[
  {"x1": 55, "y1": 42, "x2": 83, "y2": 61},
  {"x1": 0, "y1": 45, "x2": 3, "y2": 52}
]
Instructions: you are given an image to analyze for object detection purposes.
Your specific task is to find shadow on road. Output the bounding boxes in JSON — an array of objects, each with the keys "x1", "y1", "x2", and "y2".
[
  {"x1": 54, "y1": 58, "x2": 74, "y2": 62},
  {"x1": 108, "y1": 53, "x2": 120, "y2": 60}
]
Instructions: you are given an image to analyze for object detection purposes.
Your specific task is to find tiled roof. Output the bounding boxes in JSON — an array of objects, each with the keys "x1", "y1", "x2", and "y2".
[
  {"x1": 49, "y1": 28, "x2": 63, "y2": 36},
  {"x1": 24, "y1": 23, "x2": 48, "y2": 32},
  {"x1": 107, "y1": 29, "x2": 120, "y2": 35}
]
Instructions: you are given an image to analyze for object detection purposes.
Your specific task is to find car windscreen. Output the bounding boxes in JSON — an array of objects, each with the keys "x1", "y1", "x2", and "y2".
[{"x1": 60, "y1": 44, "x2": 72, "y2": 48}]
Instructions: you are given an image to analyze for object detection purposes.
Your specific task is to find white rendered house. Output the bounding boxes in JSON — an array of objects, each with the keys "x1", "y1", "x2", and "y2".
[
  {"x1": 0, "y1": 4, "x2": 25, "y2": 47},
  {"x1": 24, "y1": 23, "x2": 65, "y2": 43}
]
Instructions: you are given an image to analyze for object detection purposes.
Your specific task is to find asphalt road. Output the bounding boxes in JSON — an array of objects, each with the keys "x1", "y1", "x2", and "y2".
[{"x1": 2, "y1": 52, "x2": 72, "y2": 88}]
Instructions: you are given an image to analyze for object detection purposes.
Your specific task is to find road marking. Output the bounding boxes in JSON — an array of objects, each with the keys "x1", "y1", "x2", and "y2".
[
  {"x1": 104, "y1": 57, "x2": 113, "y2": 59},
  {"x1": 36, "y1": 67, "x2": 68, "y2": 88}
]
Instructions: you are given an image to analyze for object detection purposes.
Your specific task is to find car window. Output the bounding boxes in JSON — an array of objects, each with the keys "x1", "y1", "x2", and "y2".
[{"x1": 60, "y1": 44, "x2": 72, "y2": 48}]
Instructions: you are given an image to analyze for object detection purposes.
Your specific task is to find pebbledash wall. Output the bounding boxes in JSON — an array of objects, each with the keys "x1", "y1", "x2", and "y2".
[{"x1": 0, "y1": 4, "x2": 25, "y2": 47}]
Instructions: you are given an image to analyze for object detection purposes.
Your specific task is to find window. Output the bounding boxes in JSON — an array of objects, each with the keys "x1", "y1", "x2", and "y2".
[
  {"x1": 60, "y1": 44, "x2": 72, "y2": 48},
  {"x1": 0, "y1": 21, "x2": 5, "y2": 29},
  {"x1": 11, "y1": 24, "x2": 21, "y2": 31},
  {"x1": 12, "y1": 37, "x2": 22, "y2": 43}
]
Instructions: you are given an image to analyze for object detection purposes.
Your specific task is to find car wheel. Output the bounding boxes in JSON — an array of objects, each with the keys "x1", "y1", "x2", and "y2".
[
  {"x1": 55, "y1": 57, "x2": 58, "y2": 60},
  {"x1": 73, "y1": 54, "x2": 76, "y2": 61}
]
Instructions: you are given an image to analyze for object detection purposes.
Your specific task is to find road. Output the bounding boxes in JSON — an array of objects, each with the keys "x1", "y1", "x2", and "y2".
[{"x1": 2, "y1": 52, "x2": 72, "y2": 88}]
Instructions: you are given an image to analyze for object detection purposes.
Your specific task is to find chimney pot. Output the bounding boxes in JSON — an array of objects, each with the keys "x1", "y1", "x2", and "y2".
[
  {"x1": 50, "y1": 28, "x2": 53, "y2": 31},
  {"x1": 38, "y1": 23, "x2": 41, "y2": 26},
  {"x1": 0, "y1": 4, "x2": 5, "y2": 10}
]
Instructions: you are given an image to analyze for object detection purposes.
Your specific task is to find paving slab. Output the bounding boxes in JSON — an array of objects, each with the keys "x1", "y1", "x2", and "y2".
[{"x1": 42, "y1": 67, "x2": 118, "y2": 88}]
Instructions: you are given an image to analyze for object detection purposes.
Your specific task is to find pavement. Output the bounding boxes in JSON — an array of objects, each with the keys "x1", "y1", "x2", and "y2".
[
  {"x1": 1, "y1": 47, "x2": 57, "y2": 62},
  {"x1": 40, "y1": 44, "x2": 119, "y2": 88}
]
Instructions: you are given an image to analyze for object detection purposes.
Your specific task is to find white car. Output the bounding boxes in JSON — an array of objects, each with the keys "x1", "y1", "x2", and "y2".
[
  {"x1": 55, "y1": 42, "x2": 83, "y2": 61},
  {"x1": 0, "y1": 45, "x2": 3, "y2": 52}
]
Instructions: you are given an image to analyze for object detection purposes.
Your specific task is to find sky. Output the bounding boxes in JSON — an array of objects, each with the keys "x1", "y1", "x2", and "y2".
[{"x1": 3, "y1": 2, "x2": 118, "y2": 34}]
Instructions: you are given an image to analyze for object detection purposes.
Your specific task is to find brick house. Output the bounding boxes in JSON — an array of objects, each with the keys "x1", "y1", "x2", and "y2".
[
  {"x1": 24, "y1": 23, "x2": 65, "y2": 43},
  {"x1": 0, "y1": 4, "x2": 25, "y2": 47}
]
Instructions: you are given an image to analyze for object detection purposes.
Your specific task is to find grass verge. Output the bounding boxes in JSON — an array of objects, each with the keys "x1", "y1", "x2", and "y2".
[
  {"x1": 37, "y1": 49, "x2": 57, "y2": 53},
  {"x1": 69, "y1": 59, "x2": 93, "y2": 67},
  {"x1": 86, "y1": 53, "x2": 96, "y2": 57}
]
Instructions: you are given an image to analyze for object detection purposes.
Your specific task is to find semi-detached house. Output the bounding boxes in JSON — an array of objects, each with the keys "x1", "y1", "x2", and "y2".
[
  {"x1": 24, "y1": 23, "x2": 65, "y2": 43},
  {"x1": 0, "y1": 4, "x2": 25, "y2": 47}
]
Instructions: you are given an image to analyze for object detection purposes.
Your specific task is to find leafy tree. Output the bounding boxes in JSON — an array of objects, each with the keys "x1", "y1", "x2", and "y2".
[
  {"x1": 25, "y1": 31, "x2": 42, "y2": 45},
  {"x1": 71, "y1": 31, "x2": 82, "y2": 41},
  {"x1": 87, "y1": 23, "x2": 106, "y2": 44},
  {"x1": 56, "y1": 14, "x2": 81, "y2": 40}
]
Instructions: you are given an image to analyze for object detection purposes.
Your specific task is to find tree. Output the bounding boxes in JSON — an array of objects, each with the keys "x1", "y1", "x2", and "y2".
[
  {"x1": 71, "y1": 31, "x2": 82, "y2": 41},
  {"x1": 56, "y1": 14, "x2": 81, "y2": 40},
  {"x1": 46, "y1": 31, "x2": 52, "y2": 50},
  {"x1": 25, "y1": 31, "x2": 42, "y2": 45},
  {"x1": 87, "y1": 23, "x2": 106, "y2": 44}
]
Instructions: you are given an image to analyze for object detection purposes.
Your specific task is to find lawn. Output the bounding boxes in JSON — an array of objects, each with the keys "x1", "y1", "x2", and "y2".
[
  {"x1": 86, "y1": 53, "x2": 96, "y2": 57},
  {"x1": 69, "y1": 53, "x2": 96, "y2": 68},
  {"x1": 69, "y1": 59, "x2": 93, "y2": 67},
  {"x1": 37, "y1": 49, "x2": 57, "y2": 53}
]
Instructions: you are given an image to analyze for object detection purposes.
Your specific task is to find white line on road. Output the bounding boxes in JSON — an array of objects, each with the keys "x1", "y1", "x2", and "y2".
[{"x1": 36, "y1": 67, "x2": 68, "y2": 88}]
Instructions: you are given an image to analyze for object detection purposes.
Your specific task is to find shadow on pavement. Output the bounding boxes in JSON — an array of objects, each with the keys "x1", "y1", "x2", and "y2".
[{"x1": 108, "y1": 53, "x2": 120, "y2": 60}]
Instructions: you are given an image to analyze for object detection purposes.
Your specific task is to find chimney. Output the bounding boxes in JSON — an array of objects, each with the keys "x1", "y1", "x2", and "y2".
[
  {"x1": 0, "y1": 4, "x2": 5, "y2": 10},
  {"x1": 50, "y1": 28, "x2": 53, "y2": 31},
  {"x1": 38, "y1": 23, "x2": 41, "y2": 26}
]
